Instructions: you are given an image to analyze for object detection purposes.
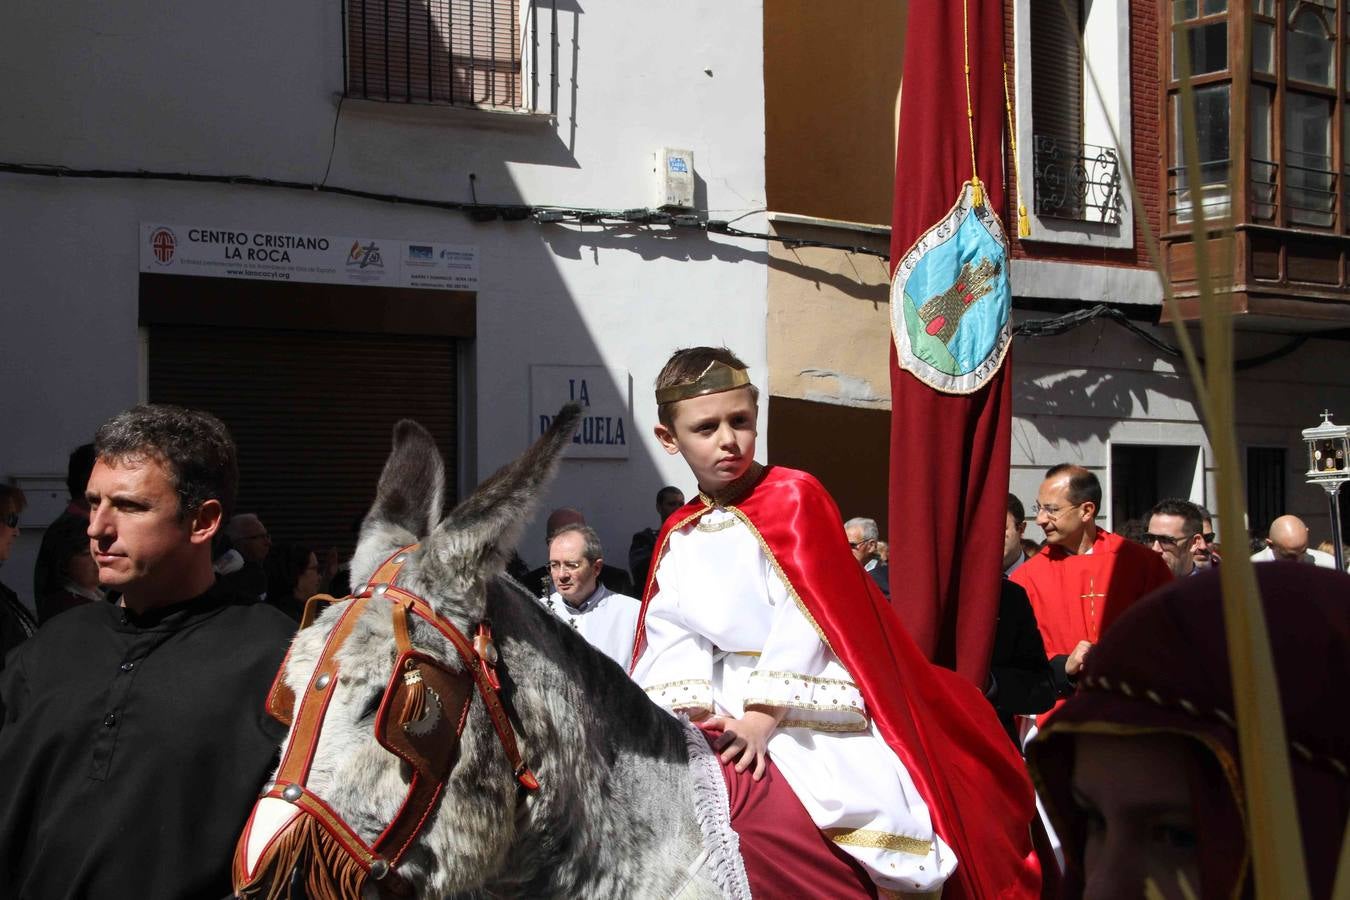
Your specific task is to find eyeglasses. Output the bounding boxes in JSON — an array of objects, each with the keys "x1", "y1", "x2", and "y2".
[
  {"x1": 1031, "y1": 501, "x2": 1083, "y2": 518},
  {"x1": 548, "y1": 560, "x2": 588, "y2": 573},
  {"x1": 1143, "y1": 533, "x2": 1187, "y2": 548},
  {"x1": 2, "y1": 513, "x2": 17, "y2": 528},
  {"x1": 847, "y1": 540, "x2": 868, "y2": 549},
  {"x1": 1201, "y1": 532, "x2": 1216, "y2": 543}
]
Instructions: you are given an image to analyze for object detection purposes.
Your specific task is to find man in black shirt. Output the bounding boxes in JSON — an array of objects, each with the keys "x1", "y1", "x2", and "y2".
[
  {"x1": 0, "y1": 404, "x2": 295, "y2": 899},
  {"x1": 628, "y1": 485, "x2": 685, "y2": 593}
]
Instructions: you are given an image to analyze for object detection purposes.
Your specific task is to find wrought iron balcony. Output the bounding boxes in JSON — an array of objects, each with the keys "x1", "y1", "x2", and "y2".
[{"x1": 1033, "y1": 136, "x2": 1124, "y2": 225}]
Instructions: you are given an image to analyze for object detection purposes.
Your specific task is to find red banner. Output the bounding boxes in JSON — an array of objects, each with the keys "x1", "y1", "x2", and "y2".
[{"x1": 888, "y1": 0, "x2": 1013, "y2": 689}]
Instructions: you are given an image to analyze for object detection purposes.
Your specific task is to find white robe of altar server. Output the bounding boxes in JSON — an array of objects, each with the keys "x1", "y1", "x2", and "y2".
[
  {"x1": 541, "y1": 583, "x2": 640, "y2": 668},
  {"x1": 631, "y1": 508, "x2": 956, "y2": 894}
]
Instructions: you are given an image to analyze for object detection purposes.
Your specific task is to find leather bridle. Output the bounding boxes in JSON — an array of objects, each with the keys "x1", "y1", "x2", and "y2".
[{"x1": 233, "y1": 544, "x2": 540, "y2": 898}]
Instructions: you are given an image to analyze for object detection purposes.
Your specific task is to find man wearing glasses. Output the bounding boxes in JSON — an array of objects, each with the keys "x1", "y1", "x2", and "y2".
[
  {"x1": 1011, "y1": 464, "x2": 1171, "y2": 707},
  {"x1": 1144, "y1": 499, "x2": 1206, "y2": 578},
  {"x1": 541, "y1": 523, "x2": 640, "y2": 667},
  {"x1": 1192, "y1": 506, "x2": 1221, "y2": 570}
]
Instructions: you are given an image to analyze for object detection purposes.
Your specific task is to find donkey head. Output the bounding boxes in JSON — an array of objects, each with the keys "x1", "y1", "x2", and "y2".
[{"x1": 234, "y1": 404, "x2": 582, "y2": 899}]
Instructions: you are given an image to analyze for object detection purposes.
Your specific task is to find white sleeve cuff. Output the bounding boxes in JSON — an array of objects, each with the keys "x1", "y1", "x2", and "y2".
[
  {"x1": 744, "y1": 669, "x2": 868, "y2": 732},
  {"x1": 645, "y1": 679, "x2": 714, "y2": 715}
]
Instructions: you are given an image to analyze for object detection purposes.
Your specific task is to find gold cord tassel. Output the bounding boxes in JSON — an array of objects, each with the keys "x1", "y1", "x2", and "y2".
[
  {"x1": 1003, "y1": 61, "x2": 1030, "y2": 237},
  {"x1": 398, "y1": 662, "x2": 427, "y2": 728},
  {"x1": 970, "y1": 176, "x2": 984, "y2": 208}
]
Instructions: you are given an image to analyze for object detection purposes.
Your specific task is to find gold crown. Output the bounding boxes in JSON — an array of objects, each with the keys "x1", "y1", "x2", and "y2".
[{"x1": 655, "y1": 360, "x2": 752, "y2": 405}]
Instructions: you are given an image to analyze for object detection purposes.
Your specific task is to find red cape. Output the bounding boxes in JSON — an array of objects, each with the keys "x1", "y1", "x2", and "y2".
[
  {"x1": 632, "y1": 466, "x2": 1039, "y2": 900},
  {"x1": 1011, "y1": 529, "x2": 1172, "y2": 658}
]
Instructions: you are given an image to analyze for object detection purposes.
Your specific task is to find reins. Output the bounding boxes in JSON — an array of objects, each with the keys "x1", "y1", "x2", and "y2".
[{"x1": 234, "y1": 544, "x2": 539, "y2": 899}]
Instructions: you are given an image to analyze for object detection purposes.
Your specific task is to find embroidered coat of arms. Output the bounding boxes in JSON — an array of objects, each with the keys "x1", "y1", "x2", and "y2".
[{"x1": 890, "y1": 182, "x2": 1012, "y2": 394}]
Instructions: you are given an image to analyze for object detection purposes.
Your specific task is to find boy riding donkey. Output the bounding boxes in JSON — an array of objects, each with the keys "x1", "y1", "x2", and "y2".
[{"x1": 630, "y1": 347, "x2": 1040, "y2": 898}]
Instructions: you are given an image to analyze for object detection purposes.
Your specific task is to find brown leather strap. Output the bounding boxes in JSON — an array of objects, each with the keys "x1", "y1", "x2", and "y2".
[
  {"x1": 274, "y1": 596, "x2": 372, "y2": 787},
  {"x1": 382, "y1": 584, "x2": 539, "y2": 791},
  {"x1": 301, "y1": 592, "x2": 340, "y2": 630},
  {"x1": 364, "y1": 544, "x2": 538, "y2": 788}
]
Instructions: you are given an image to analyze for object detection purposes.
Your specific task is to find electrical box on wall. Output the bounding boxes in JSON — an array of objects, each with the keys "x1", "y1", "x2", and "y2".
[{"x1": 655, "y1": 147, "x2": 695, "y2": 209}]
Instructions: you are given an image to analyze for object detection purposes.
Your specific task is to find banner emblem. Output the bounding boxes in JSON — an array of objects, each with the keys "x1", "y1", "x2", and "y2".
[{"x1": 891, "y1": 182, "x2": 1011, "y2": 394}]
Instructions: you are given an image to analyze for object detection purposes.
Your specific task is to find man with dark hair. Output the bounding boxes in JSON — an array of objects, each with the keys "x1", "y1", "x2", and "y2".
[
  {"x1": 1011, "y1": 464, "x2": 1171, "y2": 707},
  {"x1": 1193, "y1": 505, "x2": 1221, "y2": 570},
  {"x1": 216, "y1": 512, "x2": 271, "y2": 600},
  {"x1": 629, "y1": 485, "x2": 686, "y2": 593},
  {"x1": 0, "y1": 404, "x2": 295, "y2": 899},
  {"x1": 1002, "y1": 492, "x2": 1027, "y2": 577},
  {"x1": 1145, "y1": 498, "x2": 1205, "y2": 578},
  {"x1": 981, "y1": 493, "x2": 1054, "y2": 744},
  {"x1": 0, "y1": 486, "x2": 37, "y2": 672},
  {"x1": 33, "y1": 442, "x2": 96, "y2": 614}
]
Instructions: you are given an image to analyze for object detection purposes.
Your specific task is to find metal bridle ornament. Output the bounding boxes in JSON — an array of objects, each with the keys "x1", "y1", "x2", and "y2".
[{"x1": 233, "y1": 545, "x2": 540, "y2": 900}]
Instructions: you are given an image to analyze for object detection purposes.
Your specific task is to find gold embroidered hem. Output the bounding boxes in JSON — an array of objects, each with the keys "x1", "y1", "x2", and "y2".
[
  {"x1": 751, "y1": 669, "x2": 859, "y2": 689},
  {"x1": 695, "y1": 517, "x2": 738, "y2": 533},
  {"x1": 777, "y1": 716, "x2": 870, "y2": 734},
  {"x1": 742, "y1": 694, "x2": 864, "y2": 715},
  {"x1": 646, "y1": 679, "x2": 713, "y2": 706},
  {"x1": 878, "y1": 888, "x2": 942, "y2": 900},
  {"x1": 825, "y1": 828, "x2": 934, "y2": 857}
]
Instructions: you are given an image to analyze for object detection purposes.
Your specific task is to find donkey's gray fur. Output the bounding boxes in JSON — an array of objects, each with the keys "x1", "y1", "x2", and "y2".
[{"x1": 271, "y1": 406, "x2": 730, "y2": 898}]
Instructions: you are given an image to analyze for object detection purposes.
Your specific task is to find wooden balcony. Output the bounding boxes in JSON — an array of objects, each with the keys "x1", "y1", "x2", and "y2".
[{"x1": 1162, "y1": 159, "x2": 1350, "y2": 329}]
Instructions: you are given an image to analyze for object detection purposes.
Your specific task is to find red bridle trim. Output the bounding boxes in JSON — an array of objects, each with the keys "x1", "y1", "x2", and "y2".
[{"x1": 235, "y1": 543, "x2": 539, "y2": 898}]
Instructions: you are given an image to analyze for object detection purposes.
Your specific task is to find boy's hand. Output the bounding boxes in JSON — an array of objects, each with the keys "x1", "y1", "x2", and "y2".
[{"x1": 708, "y1": 706, "x2": 787, "y2": 781}]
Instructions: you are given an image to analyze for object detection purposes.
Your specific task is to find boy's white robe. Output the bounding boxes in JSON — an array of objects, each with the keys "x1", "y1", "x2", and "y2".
[{"x1": 631, "y1": 507, "x2": 957, "y2": 893}]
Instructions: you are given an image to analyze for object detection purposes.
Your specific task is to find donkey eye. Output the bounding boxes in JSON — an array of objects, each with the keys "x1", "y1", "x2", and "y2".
[{"x1": 359, "y1": 688, "x2": 387, "y2": 721}]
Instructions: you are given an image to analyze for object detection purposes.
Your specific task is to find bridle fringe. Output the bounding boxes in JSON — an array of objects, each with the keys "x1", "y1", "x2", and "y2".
[{"x1": 234, "y1": 814, "x2": 369, "y2": 900}]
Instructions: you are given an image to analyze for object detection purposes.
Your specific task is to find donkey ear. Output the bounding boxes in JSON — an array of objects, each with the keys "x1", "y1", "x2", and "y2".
[
  {"x1": 427, "y1": 403, "x2": 582, "y2": 583},
  {"x1": 350, "y1": 420, "x2": 446, "y2": 588}
]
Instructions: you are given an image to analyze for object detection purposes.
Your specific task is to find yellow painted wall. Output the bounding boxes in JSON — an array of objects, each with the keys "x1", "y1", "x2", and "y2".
[
  {"x1": 764, "y1": 0, "x2": 907, "y2": 225},
  {"x1": 766, "y1": 223, "x2": 893, "y2": 408}
]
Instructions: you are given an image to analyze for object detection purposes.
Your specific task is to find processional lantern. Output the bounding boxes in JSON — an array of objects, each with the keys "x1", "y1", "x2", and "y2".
[{"x1": 1301, "y1": 410, "x2": 1349, "y2": 571}]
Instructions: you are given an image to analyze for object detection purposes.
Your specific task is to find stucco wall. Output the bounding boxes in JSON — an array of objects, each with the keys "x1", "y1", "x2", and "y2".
[{"x1": 0, "y1": 0, "x2": 769, "y2": 601}]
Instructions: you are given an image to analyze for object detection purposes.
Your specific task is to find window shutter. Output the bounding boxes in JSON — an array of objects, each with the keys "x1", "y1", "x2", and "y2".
[
  {"x1": 1030, "y1": 0, "x2": 1084, "y2": 217},
  {"x1": 347, "y1": 0, "x2": 521, "y2": 107},
  {"x1": 147, "y1": 326, "x2": 458, "y2": 558}
]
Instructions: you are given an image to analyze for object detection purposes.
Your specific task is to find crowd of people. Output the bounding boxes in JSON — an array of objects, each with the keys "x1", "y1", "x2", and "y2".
[{"x1": 0, "y1": 346, "x2": 1345, "y2": 898}]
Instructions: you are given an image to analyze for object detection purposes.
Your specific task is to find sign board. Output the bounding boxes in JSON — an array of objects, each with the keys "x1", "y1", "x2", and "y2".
[
  {"x1": 140, "y1": 223, "x2": 478, "y2": 290},
  {"x1": 530, "y1": 366, "x2": 631, "y2": 459}
]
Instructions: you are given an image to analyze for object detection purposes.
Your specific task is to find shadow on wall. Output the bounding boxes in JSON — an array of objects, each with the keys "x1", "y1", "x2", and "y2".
[
  {"x1": 539, "y1": 222, "x2": 770, "y2": 266},
  {"x1": 1010, "y1": 321, "x2": 1201, "y2": 451}
]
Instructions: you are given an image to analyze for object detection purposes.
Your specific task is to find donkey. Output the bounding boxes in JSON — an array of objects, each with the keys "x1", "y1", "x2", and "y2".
[{"x1": 234, "y1": 406, "x2": 748, "y2": 900}]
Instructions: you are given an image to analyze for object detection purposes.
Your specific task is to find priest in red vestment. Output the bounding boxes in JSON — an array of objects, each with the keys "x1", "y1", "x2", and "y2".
[{"x1": 1012, "y1": 464, "x2": 1172, "y2": 722}]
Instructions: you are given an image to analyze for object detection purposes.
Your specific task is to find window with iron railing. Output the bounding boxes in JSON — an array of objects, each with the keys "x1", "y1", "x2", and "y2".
[
  {"x1": 345, "y1": 0, "x2": 552, "y2": 112},
  {"x1": 1173, "y1": 0, "x2": 1350, "y2": 232},
  {"x1": 1168, "y1": 1, "x2": 1230, "y2": 225},
  {"x1": 1032, "y1": 137, "x2": 1123, "y2": 224}
]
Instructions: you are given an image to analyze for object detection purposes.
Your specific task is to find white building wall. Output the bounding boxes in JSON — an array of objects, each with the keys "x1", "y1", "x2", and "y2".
[
  {"x1": 0, "y1": 1, "x2": 769, "y2": 602},
  {"x1": 1009, "y1": 311, "x2": 1350, "y2": 547}
]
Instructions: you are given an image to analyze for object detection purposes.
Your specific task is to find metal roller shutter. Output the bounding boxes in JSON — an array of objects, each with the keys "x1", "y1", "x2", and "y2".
[{"x1": 148, "y1": 325, "x2": 457, "y2": 558}]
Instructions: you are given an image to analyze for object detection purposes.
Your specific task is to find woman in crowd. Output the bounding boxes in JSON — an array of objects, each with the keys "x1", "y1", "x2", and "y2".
[
  {"x1": 1027, "y1": 563, "x2": 1348, "y2": 899},
  {"x1": 264, "y1": 542, "x2": 321, "y2": 622},
  {"x1": 35, "y1": 515, "x2": 104, "y2": 624},
  {"x1": 0, "y1": 485, "x2": 37, "y2": 671}
]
